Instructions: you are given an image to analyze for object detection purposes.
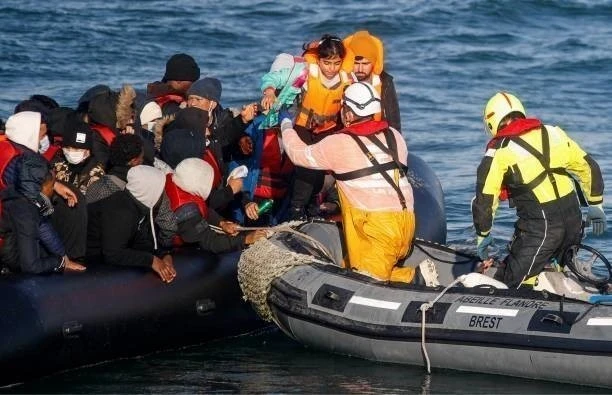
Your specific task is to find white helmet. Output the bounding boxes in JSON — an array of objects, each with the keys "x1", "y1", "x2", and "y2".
[{"x1": 343, "y1": 82, "x2": 381, "y2": 117}]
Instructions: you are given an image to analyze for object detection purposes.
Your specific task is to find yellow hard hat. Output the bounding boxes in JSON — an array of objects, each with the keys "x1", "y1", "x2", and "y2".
[{"x1": 483, "y1": 92, "x2": 525, "y2": 136}]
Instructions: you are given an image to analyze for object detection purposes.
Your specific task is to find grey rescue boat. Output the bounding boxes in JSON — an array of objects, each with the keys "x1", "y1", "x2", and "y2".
[{"x1": 238, "y1": 221, "x2": 612, "y2": 388}]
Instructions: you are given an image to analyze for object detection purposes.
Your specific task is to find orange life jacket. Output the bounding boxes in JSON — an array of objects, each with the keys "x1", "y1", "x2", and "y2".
[
  {"x1": 90, "y1": 124, "x2": 117, "y2": 146},
  {"x1": 295, "y1": 63, "x2": 353, "y2": 134},
  {"x1": 254, "y1": 129, "x2": 294, "y2": 199},
  {"x1": 202, "y1": 149, "x2": 222, "y2": 189}
]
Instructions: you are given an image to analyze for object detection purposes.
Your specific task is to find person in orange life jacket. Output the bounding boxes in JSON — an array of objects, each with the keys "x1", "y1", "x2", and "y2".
[
  {"x1": 228, "y1": 113, "x2": 294, "y2": 226},
  {"x1": 1, "y1": 111, "x2": 78, "y2": 208},
  {"x1": 280, "y1": 82, "x2": 417, "y2": 283},
  {"x1": 344, "y1": 30, "x2": 401, "y2": 132},
  {"x1": 287, "y1": 34, "x2": 355, "y2": 220},
  {"x1": 159, "y1": 125, "x2": 242, "y2": 237},
  {"x1": 473, "y1": 92, "x2": 605, "y2": 288},
  {"x1": 86, "y1": 165, "x2": 176, "y2": 283},
  {"x1": 166, "y1": 158, "x2": 267, "y2": 253},
  {"x1": 166, "y1": 105, "x2": 245, "y2": 212},
  {"x1": 0, "y1": 154, "x2": 85, "y2": 274},
  {"x1": 147, "y1": 53, "x2": 200, "y2": 117}
]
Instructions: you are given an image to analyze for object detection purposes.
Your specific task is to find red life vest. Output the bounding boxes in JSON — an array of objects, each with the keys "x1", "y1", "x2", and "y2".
[
  {"x1": 337, "y1": 119, "x2": 389, "y2": 136},
  {"x1": 154, "y1": 94, "x2": 184, "y2": 109},
  {"x1": 90, "y1": 124, "x2": 117, "y2": 146},
  {"x1": 164, "y1": 174, "x2": 208, "y2": 218},
  {"x1": 0, "y1": 140, "x2": 23, "y2": 189},
  {"x1": 42, "y1": 144, "x2": 61, "y2": 162},
  {"x1": 487, "y1": 118, "x2": 542, "y2": 201},
  {"x1": 202, "y1": 149, "x2": 222, "y2": 189},
  {"x1": 254, "y1": 129, "x2": 294, "y2": 199}
]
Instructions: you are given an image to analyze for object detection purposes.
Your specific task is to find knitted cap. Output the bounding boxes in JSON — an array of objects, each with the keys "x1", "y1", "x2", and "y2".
[
  {"x1": 186, "y1": 78, "x2": 222, "y2": 102},
  {"x1": 162, "y1": 53, "x2": 200, "y2": 82}
]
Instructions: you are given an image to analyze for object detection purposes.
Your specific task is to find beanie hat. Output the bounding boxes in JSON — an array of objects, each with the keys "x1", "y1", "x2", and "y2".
[
  {"x1": 160, "y1": 129, "x2": 206, "y2": 169},
  {"x1": 162, "y1": 53, "x2": 200, "y2": 82},
  {"x1": 62, "y1": 115, "x2": 93, "y2": 149},
  {"x1": 186, "y1": 78, "x2": 222, "y2": 103},
  {"x1": 348, "y1": 31, "x2": 378, "y2": 64},
  {"x1": 5, "y1": 111, "x2": 41, "y2": 152},
  {"x1": 139, "y1": 101, "x2": 163, "y2": 126},
  {"x1": 173, "y1": 158, "x2": 214, "y2": 201},
  {"x1": 88, "y1": 90, "x2": 119, "y2": 129},
  {"x1": 47, "y1": 107, "x2": 76, "y2": 140},
  {"x1": 270, "y1": 53, "x2": 295, "y2": 72},
  {"x1": 168, "y1": 107, "x2": 208, "y2": 134}
]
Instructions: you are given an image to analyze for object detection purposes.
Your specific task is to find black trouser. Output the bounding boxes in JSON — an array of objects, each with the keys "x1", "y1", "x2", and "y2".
[
  {"x1": 52, "y1": 186, "x2": 87, "y2": 260},
  {"x1": 495, "y1": 193, "x2": 582, "y2": 288},
  {"x1": 289, "y1": 125, "x2": 331, "y2": 213}
]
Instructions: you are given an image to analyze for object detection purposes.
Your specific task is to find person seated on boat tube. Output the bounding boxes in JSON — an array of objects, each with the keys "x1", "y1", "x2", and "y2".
[
  {"x1": 343, "y1": 30, "x2": 401, "y2": 132},
  {"x1": 280, "y1": 82, "x2": 417, "y2": 283},
  {"x1": 473, "y1": 92, "x2": 606, "y2": 288},
  {"x1": 284, "y1": 34, "x2": 355, "y2": 220},
  {"x1": 162, "y1": 105, "x2": 246, "y2": 214},
  {"x1": 14, "y1": 96, "x2": 62, "y2": 161},
  {"x1": 165, "y1": 158, "x2": 267, "y2": 253},
  {"x1": 147, "y1": 53, "x2": 200, "y2": 116},
  {"x1": 159, "y1": 123, "x2": 246, "y2": 238},
  {"x1": 86, "y1": 165, "x2": 176, "y2": 283},
  {"x1": 86, "y1": 134, "x2": 177, "y2": 247},
  {"x1": 0, "y1": 154, "x2": 85, "y2": 274},
  {"x1": 47, "y1": 114, "x2": 105, "y2": 263}
]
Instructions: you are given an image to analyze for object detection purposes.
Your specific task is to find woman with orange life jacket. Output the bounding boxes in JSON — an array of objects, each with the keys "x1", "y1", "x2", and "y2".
[
  {"x1": 473, "y1": 92, "x2": 606, "y2": 287},
  {"x1": 343, "y1": 30, "x2": 401, "y2": 131},
  {"x1": 279, "y1": 34, "x2": 355, "y2": 219},
  {"x1": 281, "y1": 82, "x2": 417, "y2": 283}
]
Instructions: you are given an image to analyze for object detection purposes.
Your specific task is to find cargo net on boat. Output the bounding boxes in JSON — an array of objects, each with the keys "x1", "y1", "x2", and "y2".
[{"x1": 238, "y1": 221, "x2": 333, "y2": 322}]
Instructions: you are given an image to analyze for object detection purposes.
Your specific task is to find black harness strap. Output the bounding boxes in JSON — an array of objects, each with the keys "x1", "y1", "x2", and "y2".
[
  {"x1": 508, "y1": 126, "x2": 569, "y2": 199},
  {"x1": 339, "y1": 130, "x2": 407, "y2": 210}
]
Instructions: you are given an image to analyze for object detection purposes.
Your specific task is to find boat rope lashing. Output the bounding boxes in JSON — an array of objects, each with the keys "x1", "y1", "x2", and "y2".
[
  {"x1": 211, "y1": 221, "x2": 335, "y2": 263},
  {"x1": 418, "y1": 275, "x2": 467, "y2": 374}
]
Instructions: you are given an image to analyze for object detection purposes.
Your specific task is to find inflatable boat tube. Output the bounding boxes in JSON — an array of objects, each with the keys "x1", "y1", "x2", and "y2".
[{"x1": 0, "y1": 250, "x2": 265, "y2": 387}]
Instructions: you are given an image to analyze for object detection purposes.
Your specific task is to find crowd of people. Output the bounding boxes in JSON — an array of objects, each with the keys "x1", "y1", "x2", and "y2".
[{"x1": 0, "y1": 30, "x2": 606, "y2": 288}]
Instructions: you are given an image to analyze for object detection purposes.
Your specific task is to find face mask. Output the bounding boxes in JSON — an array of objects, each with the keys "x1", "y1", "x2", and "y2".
[
  {"x1": 38, "y1": 135, "x2": 50, "y2": 154},
  {"x1": 63, "y1": 148, "x2": 88, "y2": 165}
]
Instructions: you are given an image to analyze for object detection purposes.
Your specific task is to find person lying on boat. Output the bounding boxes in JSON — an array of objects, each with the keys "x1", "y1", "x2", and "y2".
[
  {"x1": 473, "y1": 91, "x2": 606, "y2": 288},
  {"x1": 86, "y1": 165, "x2": 176, "y2": 283},
  {"x1": 280, "y1": 82, "x2": 417, "y2": 283},
  {"x1": 146, "y1": 53, "x2": 200, "y2": 117},
  {"x1": 0, "y1": 153, "x2": 85, "y2": 274},
  {"x1": 343, "y1": 30, "x2": 401, "y2": 132}
]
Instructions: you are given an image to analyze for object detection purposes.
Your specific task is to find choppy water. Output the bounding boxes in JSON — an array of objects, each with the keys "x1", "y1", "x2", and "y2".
[{"x1": 1, "y1": 0, "x2": 611, "y2": 392}]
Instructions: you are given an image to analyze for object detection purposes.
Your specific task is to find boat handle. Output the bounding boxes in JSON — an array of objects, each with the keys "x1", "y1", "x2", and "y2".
[{"x1": 541, "y1": 313, "x2": 564, "y2": 326}]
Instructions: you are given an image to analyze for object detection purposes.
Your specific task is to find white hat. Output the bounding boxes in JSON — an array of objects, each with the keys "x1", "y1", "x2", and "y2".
[
  {"x1": 139, "y1": 101, "x2": 163, "y2": 125},
  {"x1": 173, "y1": 158, "x2": 214, "y2": 201},
  {"x1": 5, "y1": 111, "x2": 42, "y2": 152}
]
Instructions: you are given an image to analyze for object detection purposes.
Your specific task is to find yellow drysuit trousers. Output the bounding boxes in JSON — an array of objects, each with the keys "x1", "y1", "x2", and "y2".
[{"x1": 338, "y1": 189, "x2": 416, "y2": 283}]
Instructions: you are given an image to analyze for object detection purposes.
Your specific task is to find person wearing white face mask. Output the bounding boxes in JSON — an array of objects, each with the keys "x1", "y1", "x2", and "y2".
[{"x1": 52, "y1": 115, "x2": 105, "y2": 196}]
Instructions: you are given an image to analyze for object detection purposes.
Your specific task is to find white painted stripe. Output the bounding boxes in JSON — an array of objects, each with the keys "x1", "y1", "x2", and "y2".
[
  {"x1": 456, "y1": 305, "x2": 518, "y2": 317},
  {"x1": 587, "y1": 317, "x2": 612, "y2": 326},
  {"x1": 348, "y1": 296, "x2": 401, "y2": 310}
]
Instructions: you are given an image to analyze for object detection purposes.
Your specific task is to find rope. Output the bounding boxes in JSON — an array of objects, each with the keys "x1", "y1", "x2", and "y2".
[{"x1": 419, "y1": 275, "x2": 466, "y2": 373}]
